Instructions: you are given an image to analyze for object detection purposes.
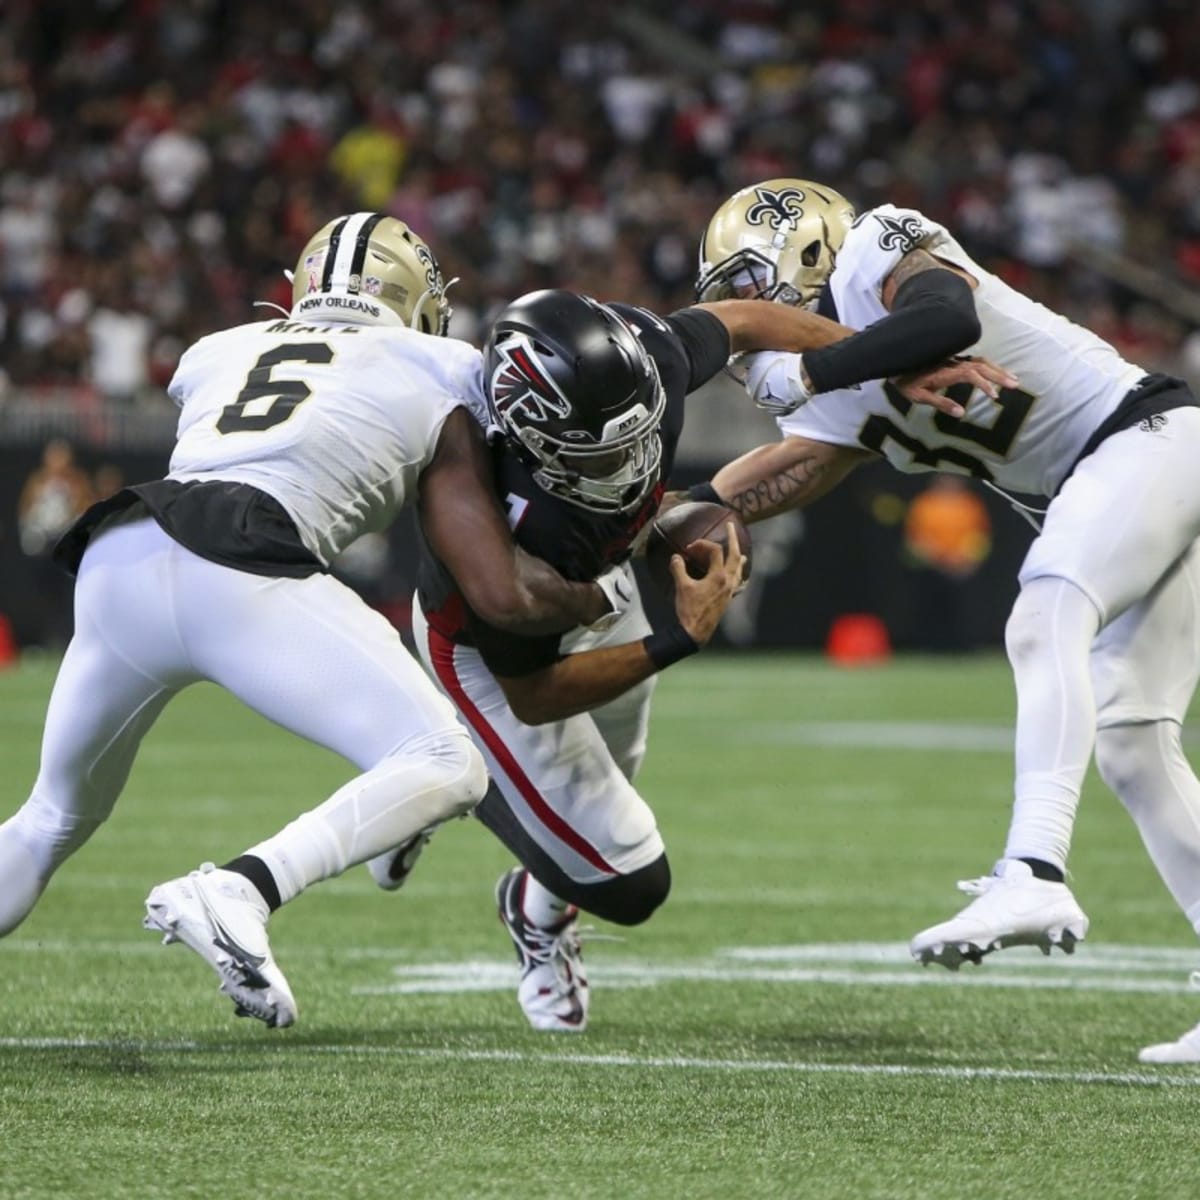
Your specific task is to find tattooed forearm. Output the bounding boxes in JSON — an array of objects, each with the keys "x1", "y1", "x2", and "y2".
[
  {"x1": 886, "y1": 247, "x2": 942, "y2": 293},
  {"x1": 882, "y1": 247, "x2": 974, "y2": 309},
  {"x1": 714, "y1": 438, "x2": 865, "y2": 523},
  {"x1": 726, "y1": 455, "x2": 828, "y2": 520}
]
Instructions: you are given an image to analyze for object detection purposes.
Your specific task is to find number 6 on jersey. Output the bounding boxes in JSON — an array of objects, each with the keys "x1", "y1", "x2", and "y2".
[{"x1": 217, "y1": 343, "x2": 334, "y2": 434}]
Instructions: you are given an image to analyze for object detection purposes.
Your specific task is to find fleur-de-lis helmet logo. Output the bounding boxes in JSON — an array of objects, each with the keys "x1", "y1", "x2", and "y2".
[
  {"x1": 745, "y1": 186, "x2": 808, "y2": 231},
  {"x1": 414, "y1": 241, "x2": 444, "y2": 295}
]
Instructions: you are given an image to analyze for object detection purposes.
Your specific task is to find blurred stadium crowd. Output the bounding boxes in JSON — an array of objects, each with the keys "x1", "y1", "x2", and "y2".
[{"x1": 1, "y1": 0, "x2": 1199, "y2": 407}]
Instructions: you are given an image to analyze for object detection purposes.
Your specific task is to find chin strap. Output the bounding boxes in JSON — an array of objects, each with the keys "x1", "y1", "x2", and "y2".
[{"x1": 253, "y1": 300, "x2": 292, "y2": 317}]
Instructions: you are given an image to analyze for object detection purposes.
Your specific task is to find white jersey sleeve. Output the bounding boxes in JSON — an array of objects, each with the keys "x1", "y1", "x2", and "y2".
[
  {"x1": 830, "y1": 205, "x2": 949, "y2": 314},
  {"x1": 165, "y1": 319, "x2": 484, "y2": 564},
  {"x1": 777, "y1": 205, "x2": 1148, "y2": 497}
]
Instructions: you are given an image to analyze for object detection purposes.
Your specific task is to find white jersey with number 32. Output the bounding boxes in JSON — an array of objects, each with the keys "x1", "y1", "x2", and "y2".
[
  {"x1": 166, "y1": 318, "x2": 487, "y2": 564},
  {"x1": 779, "y1": 205, "x2": 1147, "y2": 497}
]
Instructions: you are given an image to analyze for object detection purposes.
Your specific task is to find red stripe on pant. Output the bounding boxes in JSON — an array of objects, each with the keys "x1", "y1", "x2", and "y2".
[{"x1": 426, "y1": 626, "x2": 616, "y2": 876}]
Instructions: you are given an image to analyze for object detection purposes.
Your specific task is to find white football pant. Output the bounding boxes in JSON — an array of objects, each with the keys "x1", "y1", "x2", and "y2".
[
  {"x1": 412, "y1": 567, "x2": 663, "y2": 886},
  {"x1": 1004, "y1": 408, "x2": 1200, "y2": 932},
  {"x1": 0, "y1": 512, "x2": 486, "y2": 935}
]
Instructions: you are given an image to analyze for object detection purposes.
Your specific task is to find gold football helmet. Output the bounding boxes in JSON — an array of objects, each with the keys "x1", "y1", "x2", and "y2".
[
  {"x1": 290, "y1": 212, "x2": 452, "y2": 333},
  {"x1": 696, "y1": 178, "x2": 856, "y2": 308}
]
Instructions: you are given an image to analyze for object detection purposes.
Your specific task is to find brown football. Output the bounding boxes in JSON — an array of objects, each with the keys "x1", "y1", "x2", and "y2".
[{"x1": 643, "y1": 501, "x2": 752, "y2": 595}]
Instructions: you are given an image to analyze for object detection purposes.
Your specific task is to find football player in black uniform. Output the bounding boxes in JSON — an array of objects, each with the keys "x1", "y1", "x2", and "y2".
[
  {"x1": 394, "y1": 290, "x2": 740, "y2": 1031},
  {"x1": 376, "y1": 288, "x2": 1001, "y2": 1031}
]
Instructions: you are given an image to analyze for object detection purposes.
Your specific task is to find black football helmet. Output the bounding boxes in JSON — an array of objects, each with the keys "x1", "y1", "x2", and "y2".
[{"x1": 483, "y1": 290, "x2": 667, "y2": 514}]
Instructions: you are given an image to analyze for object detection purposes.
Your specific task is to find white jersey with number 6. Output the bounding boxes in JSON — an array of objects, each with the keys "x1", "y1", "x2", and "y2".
[
  {"x1": 167, "y1": 318, "x2": 488, "y2": 565},
  {"x1": 779, "y1": 205, "x2": 1147, "y2": 497}
]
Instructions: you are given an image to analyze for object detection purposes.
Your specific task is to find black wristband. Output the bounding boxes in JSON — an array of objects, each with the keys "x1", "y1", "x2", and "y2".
[
  {"x1": 687, "y1": 481, "x2": 723, "y2": 505},
  {"x1": 642, "y1": 623, "x2": 700, "y2": 671}
]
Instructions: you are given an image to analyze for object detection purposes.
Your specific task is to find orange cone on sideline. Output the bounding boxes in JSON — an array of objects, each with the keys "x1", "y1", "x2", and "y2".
[{"x1": 825, "y1": 613, "x2": 891, "y2": 665}]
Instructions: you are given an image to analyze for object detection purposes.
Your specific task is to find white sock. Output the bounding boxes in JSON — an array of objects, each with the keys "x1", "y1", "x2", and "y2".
[
  {"x1": 246, "y1": 731, "x2": 484, "y2": 906},
  {"x1": 1095, "y1": 720, "x2": 1200, "y2": 933},
  {"x1": 1003, "y1": 576, "x2": 1101, "y2": 871},
  {"x1": 520, "y1": 872, "x2": 574, "y2": 928}
]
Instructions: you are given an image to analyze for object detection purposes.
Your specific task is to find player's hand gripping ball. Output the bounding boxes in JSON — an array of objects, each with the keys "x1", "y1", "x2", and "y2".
[{"x1": 644, "y1": 501, "x2": 752, "y2": 595}]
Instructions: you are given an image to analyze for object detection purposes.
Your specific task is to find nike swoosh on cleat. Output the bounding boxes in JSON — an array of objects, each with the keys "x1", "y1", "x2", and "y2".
[
  {"x1": 385, "y1": 832, "x2": 428, "y2": 882},
  {"x1": 202, "y1": 900, "x2": 268, "y2": 974},
  {"x1": 196, "y1": 890, "x2": 268, "y2": 970},
  {"x1": 211, "y1": 930, "x2": 266, "y2": 971}
]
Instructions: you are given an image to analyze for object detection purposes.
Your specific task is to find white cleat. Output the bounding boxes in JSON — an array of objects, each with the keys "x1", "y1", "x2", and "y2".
[
  {"x1": 1139, "y1": 972, "x2": 1200, "y2": 1064},
  {"x1": 1139, "y1": 1023, "x2": 1200, "y2": 1065},
  {"x1": 366, "y1": 827, "x2": 435, "y2": 892},
  {"x1": 144, "y1": 863, "x2": 297, "y2": 1028},
  {"x1": 910, "y1": 858, "x2": 1089, "y2": 970},
  {"x1": 496, "y1": 867, "x2": 589, "y2": 1033}
]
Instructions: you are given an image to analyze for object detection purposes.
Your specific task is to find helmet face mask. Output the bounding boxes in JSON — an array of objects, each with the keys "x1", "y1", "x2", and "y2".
[
  {"x1": 484, "y1": 292, "x2": 667, "y2": 516},
  {"x1": 696, "y1": 249, "x2": 805, "y2": 306},
  {"x1": 696, "y1": 179, "x2": 856, "y2": 309},
  {"x1": 522, "y1": 394, "x2": 664, "y2": 514},
  {"x1": 291, "y1": 212, "x2": 452, "y2": 334}
]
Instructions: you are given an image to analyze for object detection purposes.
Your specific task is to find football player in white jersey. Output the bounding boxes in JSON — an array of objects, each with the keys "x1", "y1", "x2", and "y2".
[
  {"x1": 0, "y1": 213, "x2": 629, "y2": 1029},
  {"x1": 691, "y1": 179, "x2": 1200, "y2": 1062}
]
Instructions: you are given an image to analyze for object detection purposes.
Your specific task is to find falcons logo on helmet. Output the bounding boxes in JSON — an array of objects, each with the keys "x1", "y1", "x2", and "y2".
[{"x1": 489, "y1": 333, "x2": 572, "y2": 424}]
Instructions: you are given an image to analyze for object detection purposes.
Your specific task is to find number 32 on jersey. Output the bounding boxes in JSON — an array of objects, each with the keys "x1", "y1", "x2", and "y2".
[{"x1": 859, "y1": 380, "x2": 1036, "y2": 481}]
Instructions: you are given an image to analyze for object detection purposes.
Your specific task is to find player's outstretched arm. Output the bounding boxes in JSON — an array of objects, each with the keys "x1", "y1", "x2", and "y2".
[
  {"x1": 798, "y1": 249, "x2": 981, "y2": 394},
  {"x1": 420, "y1": 408, "x2": 609, "y2": 635},
  {"x1": 495, "y1": 528, "x2": 745, "y2": 725},
  {"x1": 705, "y1": 436, "x2": 870, "y2": 524},
  {"x1": 694, "y1": 298, "x2": 855, "y2": 355},
  {"x1": 696, "y1": 269, "x2": 980, "y2": 366},
  {"x1": 694, "y1": 290, "x2": 1013, "y2": 420}
]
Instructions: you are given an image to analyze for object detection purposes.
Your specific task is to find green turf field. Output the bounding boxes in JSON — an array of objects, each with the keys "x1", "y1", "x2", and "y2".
[{"x1": 3, "y1": 652, "x2": 1200, "y2": 1199}]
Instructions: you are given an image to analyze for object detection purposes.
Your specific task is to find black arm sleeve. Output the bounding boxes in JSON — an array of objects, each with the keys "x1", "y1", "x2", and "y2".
[
  {"x1": 664, "y1": 307, "x2": 732, "y2": 392},
  {"x1": 801, "y1": 269, "x2": 981, "y2": 394}
]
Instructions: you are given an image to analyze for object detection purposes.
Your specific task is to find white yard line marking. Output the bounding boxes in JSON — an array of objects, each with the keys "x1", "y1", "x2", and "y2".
[
  {"x1": 351, "y1": 938, "x2": 1199, "y2": 996},
  {"x1": 352, "y1": 961, "x2": 1195, "y2": 996},
  {"x1": 721, "y1": 942, "x2": 1200, "y2": 970},
  {"x1": 0, "y1": 1037, "x2": 1195, "y2": 1088}
]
